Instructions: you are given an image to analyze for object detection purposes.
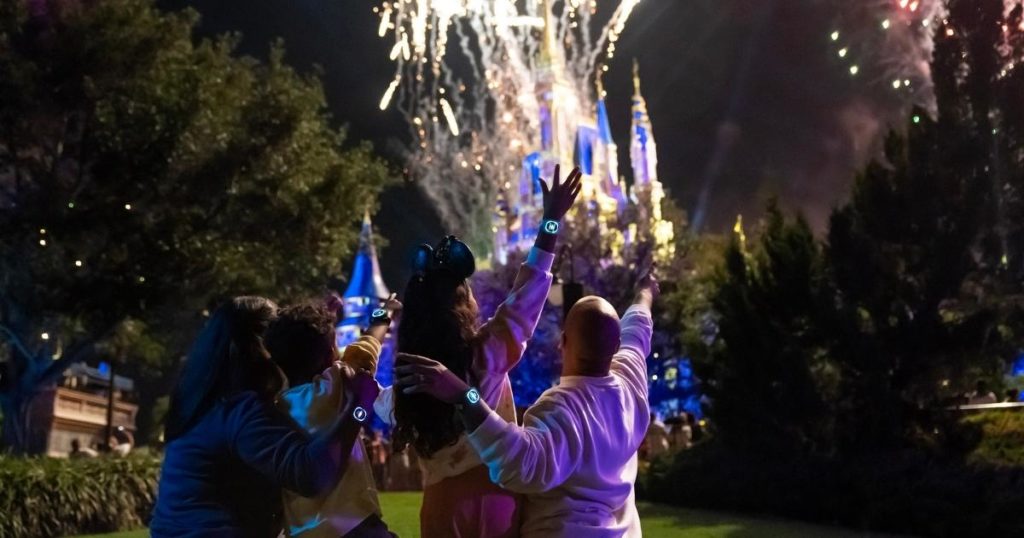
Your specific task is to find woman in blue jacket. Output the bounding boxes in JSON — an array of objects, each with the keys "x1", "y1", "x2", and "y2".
[{"x1": 151, "y1": 296, "x2": 377, "y2": 537}]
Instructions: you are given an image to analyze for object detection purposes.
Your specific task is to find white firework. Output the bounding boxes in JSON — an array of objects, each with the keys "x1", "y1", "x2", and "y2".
[{"x1": 375, "y1": 0, "x2": 643, "y2": 252}]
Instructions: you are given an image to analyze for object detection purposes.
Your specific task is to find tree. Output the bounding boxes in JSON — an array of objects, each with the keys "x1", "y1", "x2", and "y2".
[
  {"x1": 689, "y1": 203, "x2": 837, "y2": 455},
  {"x1": 689, "y1": 0, "x2": 1024, "y2": 457},
  {"x1": 0, "y1": 0, "x2": 391, "y2": 451}
]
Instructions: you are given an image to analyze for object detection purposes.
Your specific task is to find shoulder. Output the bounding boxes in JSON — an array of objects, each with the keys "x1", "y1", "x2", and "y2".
[{"x1": 223, "y1": 391, "x2": 277, "y2": 421}]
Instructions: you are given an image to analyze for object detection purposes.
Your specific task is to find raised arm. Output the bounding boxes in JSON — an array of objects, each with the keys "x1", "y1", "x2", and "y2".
[
  {"x1": 476, "y1": 166, "x2": 581, "y2": 373},
  {"x1": 610, "y1": 276, "x2": 658, "y2": 399},
  {"x1": 233, "y1": 368, "x2": 378, "y2": 497}
]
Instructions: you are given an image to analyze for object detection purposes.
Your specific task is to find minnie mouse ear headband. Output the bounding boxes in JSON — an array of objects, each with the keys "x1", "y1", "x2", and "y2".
[{"x1": 412, "y1": 235, "x2": 476, "y2": 281}]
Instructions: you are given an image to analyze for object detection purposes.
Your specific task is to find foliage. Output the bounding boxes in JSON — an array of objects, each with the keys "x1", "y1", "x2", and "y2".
[
  {"x1": 472, "y1": 193, "x2": 709, "y2": 406},
  {"x1": 0, "y1": 454, "x2": 160, "y2": 538},
  {"x1": 965, "y1": 410, "x2": 1024, "y2": 467},
  {"x1": 686, "y1": 0, "x2": 1024, "y2": 458},
  {"x1": 641, "y1": 441, "x2": 1024, "y2": 537},
  {"x1": 0, "y1": 0, "x2": 392, "y2": 450},
  {"x1": 687, "y1": 204, "x2": 837, "y2": 454}
]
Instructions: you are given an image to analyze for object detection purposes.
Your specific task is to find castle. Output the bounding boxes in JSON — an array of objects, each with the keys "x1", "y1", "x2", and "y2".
[{"x1": 490, "y1": 7, "x2": 674, "y2": 266}]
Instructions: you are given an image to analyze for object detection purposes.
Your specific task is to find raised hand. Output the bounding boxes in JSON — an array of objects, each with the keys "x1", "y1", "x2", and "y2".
[
  {"x1": 393, "y1": 352, "x2": 470, "y2": 405},
  {"x1": 338, "y1": 363, "x2": 380, "y2": 413},
  {"x1": 634, "y1": 270, "x2": 660, "y2": 307},
  {"x1": 540, "y1": 165, "x2": 583, "y2": 222},
  {"x1": 381, "y1": 292, "x2": 403, "y2": 317}
]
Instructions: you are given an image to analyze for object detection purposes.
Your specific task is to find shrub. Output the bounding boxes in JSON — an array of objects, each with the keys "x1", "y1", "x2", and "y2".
[
  {"x1": 965, "y1": 411, "x2": 1024, "y2": 467},
  {"x1": 0, "y1": 455, "x2": 160, "y2": 538},
  {"x1": 641, "y1": 441, "x2": 1024, "y2": 537}
]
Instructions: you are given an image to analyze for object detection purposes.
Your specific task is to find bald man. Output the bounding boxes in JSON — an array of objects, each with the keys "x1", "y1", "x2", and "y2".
[{"x1": 395, "y1": 277, "x2": 658, "y2": 537}]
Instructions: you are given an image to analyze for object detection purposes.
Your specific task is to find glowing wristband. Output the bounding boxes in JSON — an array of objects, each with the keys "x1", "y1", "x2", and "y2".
[
  {"x1": 541, "y1": 219, "x2": 560, "y2": 235},
  {"x1": 369, "y1": 308, "x2": 391, "y2": 327},
  {"x1": 456, "y1": 387, "x2": 481, "y2": 411},
  {"x1": 353, "y1": 406, "x2": 368, "y2": 423}
]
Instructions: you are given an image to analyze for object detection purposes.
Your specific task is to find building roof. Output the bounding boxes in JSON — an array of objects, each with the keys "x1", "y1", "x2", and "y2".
[
  {"x1": 65, "y1": 362, "x2": 135, "y2": 392},
  {"x1": 343, "y1": 213, "x2": 390, "y2": 300}
]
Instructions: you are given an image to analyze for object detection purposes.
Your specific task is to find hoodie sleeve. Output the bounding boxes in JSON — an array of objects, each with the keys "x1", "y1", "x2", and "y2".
[
  {"x1": 610, "y1": 304, "x2": 654, "y2": 403},
  {"x1": 466, "y1": 395, "x2": 583, "y2": 494},
  {"x1": 230, "y1": 393, "x2": 343, "y2": 497},
  {"x1": 475, "y1": 247, "x2": 555, "y2": 374}
]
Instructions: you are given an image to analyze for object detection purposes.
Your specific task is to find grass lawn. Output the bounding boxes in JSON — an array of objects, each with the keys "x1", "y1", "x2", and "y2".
[{"x1": 72, "y1": 492, "x2": 892, "y2": 537}]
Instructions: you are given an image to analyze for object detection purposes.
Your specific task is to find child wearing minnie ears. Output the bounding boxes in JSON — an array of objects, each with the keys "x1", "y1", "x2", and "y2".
[
  {"x1": 377, "y1": 166, "x2": 583, "y2": 538},
  {"x1": 266, "y1": 293, "x2": 401, "y2": 538}
]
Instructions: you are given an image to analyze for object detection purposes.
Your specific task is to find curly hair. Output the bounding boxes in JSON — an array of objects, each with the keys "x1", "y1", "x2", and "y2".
[
  {"x1": 265, "y1": 301, "x2": 339, "y2": 388},
  {"x1": 393, "y1": 271, "x2": 480, "y2": 458}
]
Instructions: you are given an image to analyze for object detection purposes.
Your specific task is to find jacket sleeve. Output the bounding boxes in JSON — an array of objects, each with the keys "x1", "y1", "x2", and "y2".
[
  {"x1": 339, "y1": 335, "x2": 382, "y2": 374},
  {"x1": 466, "y1": 396, "x2": 583, "y2": 494},
  {"x1": 475, "y1": 247, "x2": 555, "y2": 374},
  {"x1": 610, "y1": 304, "x2": 654, "y2": 403},
  {"x1": 230, "y1": 394, "x2": 342, "y2": 497}
]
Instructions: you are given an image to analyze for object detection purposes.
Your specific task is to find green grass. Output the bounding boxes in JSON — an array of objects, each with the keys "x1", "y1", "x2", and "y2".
[
  {"x1": 635, "y1": 502, "x2": 895, "y2": 537},
  {"x1": 72, "y1": 492, "x2": 891, "y2": 538}
]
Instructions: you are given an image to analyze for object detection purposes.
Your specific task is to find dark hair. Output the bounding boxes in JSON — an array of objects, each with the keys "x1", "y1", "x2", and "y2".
[
  {"x1": 393, "y1": 270, "x2": 479, "y2": 457},
  {"x1": 164, "y1": 296, "x2": 281, "y2": 441},
  {"x1": 266, "y1": 301, "x2": 338, "y2": 388}
]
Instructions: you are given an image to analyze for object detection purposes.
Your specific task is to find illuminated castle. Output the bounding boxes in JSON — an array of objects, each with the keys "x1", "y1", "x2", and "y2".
[{"x1": 491, "y1": 42, "x2": 674, "y2": 265}]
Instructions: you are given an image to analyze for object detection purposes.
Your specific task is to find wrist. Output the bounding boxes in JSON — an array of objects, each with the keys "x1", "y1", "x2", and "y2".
[{"x1": 453, "y1": 386, "x2": 481, "y2": 410}]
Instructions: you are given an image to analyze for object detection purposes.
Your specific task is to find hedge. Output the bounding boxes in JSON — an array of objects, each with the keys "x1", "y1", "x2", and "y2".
[
  {"x1": 639, "y1": 441, "x2": 1024, "y2": 537},
  {"x1": 0, "y1": 455, "x2": 160, "y2": 538},
  {"x1": 965, "y1": 410, "x2": 1024, "y2": 467}
]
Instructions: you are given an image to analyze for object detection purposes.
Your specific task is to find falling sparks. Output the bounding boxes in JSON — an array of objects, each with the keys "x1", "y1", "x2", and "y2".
[
  {"x1": 439, "y1": 97, "x2": 459, "y2": 136},
  {"x1": 376, "y1": 0, "x2": 651, "y2": 242},
  {"x1": 379, "y1": 76, "x2": 400, "y2": 111}
]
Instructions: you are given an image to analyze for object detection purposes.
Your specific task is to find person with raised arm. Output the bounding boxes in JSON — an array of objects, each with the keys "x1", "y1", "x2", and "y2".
[
  {"x1": 395, "y1": 275, "x2": 659, "y2": 537},
  {"x1": 378, "y1": 166, "x2": 582, "y2": 537}
]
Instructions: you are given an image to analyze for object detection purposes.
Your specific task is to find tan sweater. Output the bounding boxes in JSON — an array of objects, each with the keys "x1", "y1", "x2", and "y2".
[{"x1": 277, "y1": 336, "x2": 383, "y2": 537}]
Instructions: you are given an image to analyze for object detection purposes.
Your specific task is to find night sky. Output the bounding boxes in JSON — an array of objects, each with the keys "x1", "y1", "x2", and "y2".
[{"x1": 157, "y1": 0, "x2": 903, "y2": 286}]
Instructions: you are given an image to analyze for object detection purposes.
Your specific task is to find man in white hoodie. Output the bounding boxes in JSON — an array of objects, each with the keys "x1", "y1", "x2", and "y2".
[{"x1": 395, "y1": 276, "x2": 657, "y2": 537}]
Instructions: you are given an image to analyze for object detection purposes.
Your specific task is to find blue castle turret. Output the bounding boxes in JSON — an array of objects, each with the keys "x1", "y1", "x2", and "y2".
[{"x1": 336, "y1": 213, "x2": 395, "y2": 386}]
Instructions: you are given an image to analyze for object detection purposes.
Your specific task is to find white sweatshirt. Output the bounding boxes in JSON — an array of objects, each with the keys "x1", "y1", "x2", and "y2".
[{"x1": 467, "y1": 304, "x2": 654, "y2": 537}]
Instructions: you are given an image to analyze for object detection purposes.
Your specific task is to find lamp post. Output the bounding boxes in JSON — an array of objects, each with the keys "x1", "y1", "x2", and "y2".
[{"x1": 550, "y1": 243, "x2": 583, "y2": 320}]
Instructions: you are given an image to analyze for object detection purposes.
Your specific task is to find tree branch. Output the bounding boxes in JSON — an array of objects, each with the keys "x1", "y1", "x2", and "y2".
[
  {"x1": 0, "y1": 325, "x2": 34, "y2": 368},
  {"x1": 39, "y1": 340, "x2": 97, "y2": 386}
]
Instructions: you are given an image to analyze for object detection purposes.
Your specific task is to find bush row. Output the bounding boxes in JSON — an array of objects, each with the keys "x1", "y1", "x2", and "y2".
[
  {"x1": 0, "y1": 455, "x2": 159, "y2": 538},
  {"x1": 639, "y1": 441, "x2": 1024, "y2": 537}
]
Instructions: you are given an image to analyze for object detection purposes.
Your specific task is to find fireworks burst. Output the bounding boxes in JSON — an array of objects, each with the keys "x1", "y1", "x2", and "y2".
[
  {"x1": 828, "y1": 0, "x2": 947, "y2": 116},
  {"x1": 375, "y1": 0, "x2": 644, "y2": 252}
]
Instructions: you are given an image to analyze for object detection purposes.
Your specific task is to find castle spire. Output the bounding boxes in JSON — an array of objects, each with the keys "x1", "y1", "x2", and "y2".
[
  {"x1": 343, "y1": 211, "x2": 390, "y2": 302},
  {"x1": 336, "y1": 211, "x2": 391, "y2": 350},
  {"x1": 633, "y1": 59, "x2": 641, "y2": 95},
  {"x1": 630, "y1": 59, "x2": 657, "y2": 186}
]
